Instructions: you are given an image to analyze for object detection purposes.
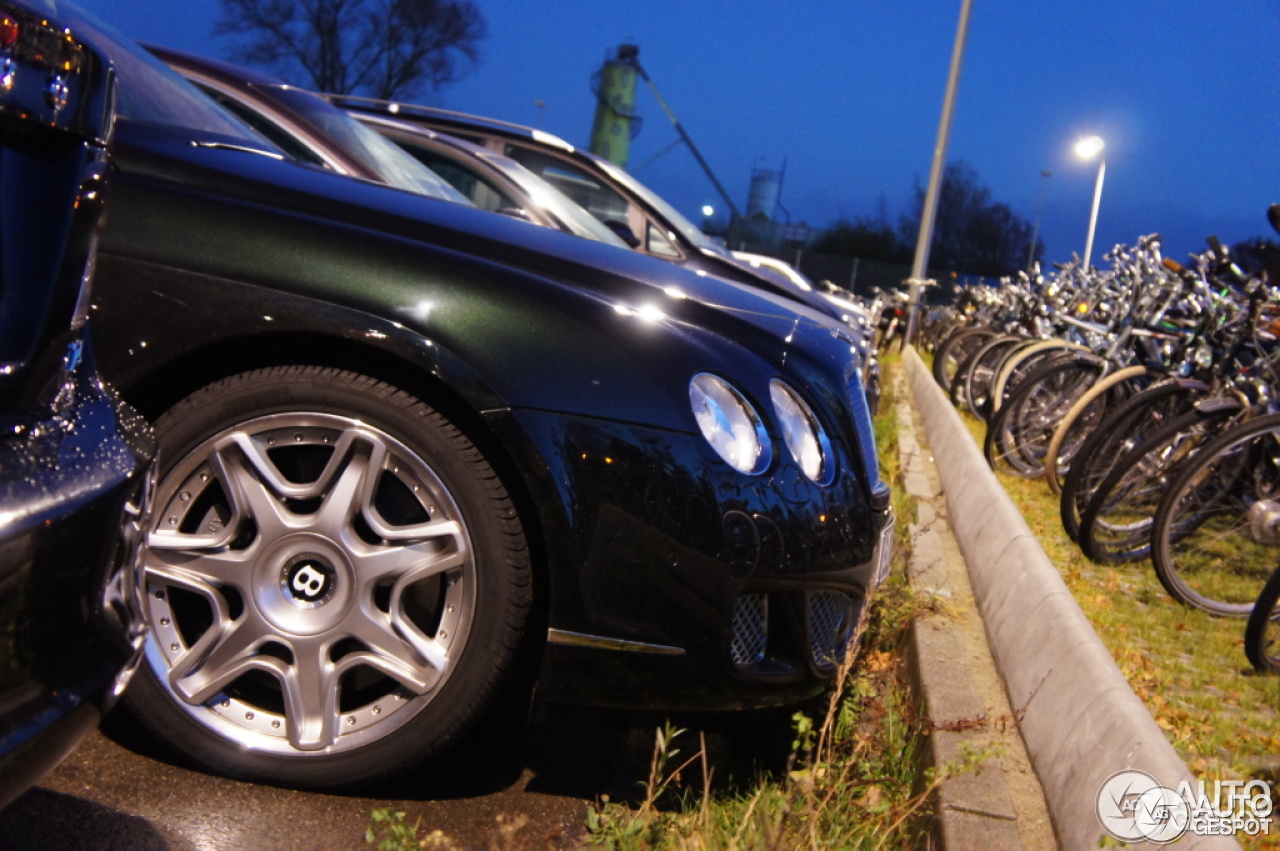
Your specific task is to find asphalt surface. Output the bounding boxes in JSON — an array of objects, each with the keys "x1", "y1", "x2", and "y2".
[{"x1": 0, "y1": 703, "x2": 637, "y2": 850}]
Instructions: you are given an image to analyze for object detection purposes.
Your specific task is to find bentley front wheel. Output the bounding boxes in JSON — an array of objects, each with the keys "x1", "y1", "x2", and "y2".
[{"x1": 125, "y1": 366, "x2": 531, "y2": 788}]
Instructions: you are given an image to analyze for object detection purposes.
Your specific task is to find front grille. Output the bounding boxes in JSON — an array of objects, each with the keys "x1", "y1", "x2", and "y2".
[
  {"x1": 808, "y1": 591, "x2": 859, "y2": 670},
  {"x1": 730, "y1": 593, "x2": 768, "y2": 667}
]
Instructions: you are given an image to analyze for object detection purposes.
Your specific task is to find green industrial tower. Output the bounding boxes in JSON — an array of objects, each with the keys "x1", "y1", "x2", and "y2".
[{"x1": 589, "y1": 44, "x2": 640, "y2": 168}]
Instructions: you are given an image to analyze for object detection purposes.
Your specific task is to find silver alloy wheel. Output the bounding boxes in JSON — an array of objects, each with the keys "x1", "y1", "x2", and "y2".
[{"x1": 141, "y1": 411, "x2": 475, "y2": 755}]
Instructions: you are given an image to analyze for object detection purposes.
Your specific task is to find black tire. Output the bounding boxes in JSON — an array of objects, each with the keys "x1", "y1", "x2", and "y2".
[
  {"x1": 932, "y1": 327, "x2": 995, "y2": 392},
  {"x1": 988, "y1": 341, "x2": 1085, "y2": 417},
  {"x1": 1244, "y1": 565, "x2": 1280, "y2": 672},
  {"x1": 920, "y1": 316, "x2": 963, "y2": 354},
  {"x1": 983, "y1": 354, "x2": 1105, "y2": 478},
  {"x1": 1059, "y1": 380, "x2": 1205, "y2": 542},
  {"x1": 1077, "y1": 406, "x2": 1235, "y2": 564},
  {"x1": 948, "y1": 343, "x2": 980, "y2": 410},
  {"x1": 125, "y1": 366, "x2": 532, "y2": 788},
  {"x1": 1151, "y1": 413, "x2": 1280, "y2": 617},
  {"x1": 960, "y1": 334, "x2": 1025, "y2": 421},
  {"x1": 1043, "y1": 366, "x2": 1149, "y2": 494}
]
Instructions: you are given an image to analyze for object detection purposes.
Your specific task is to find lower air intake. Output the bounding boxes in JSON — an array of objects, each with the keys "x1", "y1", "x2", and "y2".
[
  {"x1": 730, "y1": 593, "x2": 768, "y2": 667},
  {"x1": 808, "y1": 591, "x2": 858, "y2": 670}
]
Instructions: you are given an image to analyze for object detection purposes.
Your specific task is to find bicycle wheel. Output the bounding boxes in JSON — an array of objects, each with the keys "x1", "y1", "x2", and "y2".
[
  {"x1": 1244, "y1": 565, "x2": 1280, "y2": 672},
  {"x1": 988, "y1": 339, "x2": 1086, "y2": 417},
  {"x1": 1078, "y1": 404, "x2": 1238, "y2": 563},
  {"x1": 959, "y1": 334, "x2": 1025, "y2": 421},
  {"x1": 984, "y1": 354, "x2": 1107, "y2": 478},
  {"x1": 1059, "y1": 379, "x2": 1207, "y2": 542},
  {"x1": 932, "y1": 326, "x2": 996, "y2": 392},
  {"x1": 949, "y1": 343, "x2": 981, "y2": 410},
  {"x1": 1043, "y1": 365, "x2": 1149, "y2": 495},
  {"x1": 1151, "y1": 413, "x2": 1280, "y2": 617}
]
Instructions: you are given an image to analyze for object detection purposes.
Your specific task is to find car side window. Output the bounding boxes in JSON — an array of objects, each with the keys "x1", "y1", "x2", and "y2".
[
  {"x1": 398, "y1": 143, "x2": 520, "y2": 214},
  {"x1": 502, "y1": 146, "x2": 629, "y2": 224},
  {"x1": 646, "y1": 223, "x2": 681, "y2": 258}
]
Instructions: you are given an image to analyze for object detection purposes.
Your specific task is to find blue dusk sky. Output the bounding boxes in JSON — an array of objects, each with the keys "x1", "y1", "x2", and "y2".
[{"x1": 75, "y1": 0, "x2": 1280, "y2": 267}]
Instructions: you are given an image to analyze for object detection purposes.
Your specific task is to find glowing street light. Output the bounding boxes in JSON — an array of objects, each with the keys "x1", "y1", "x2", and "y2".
[{"x1": 1074, "y1": 135, "x2": 1106, "y2": 269}]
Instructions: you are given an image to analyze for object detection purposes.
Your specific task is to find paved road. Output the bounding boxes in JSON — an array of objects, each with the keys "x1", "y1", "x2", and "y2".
[{"x1": 0, "y1": 703, "x2": 653, "y2": 850}]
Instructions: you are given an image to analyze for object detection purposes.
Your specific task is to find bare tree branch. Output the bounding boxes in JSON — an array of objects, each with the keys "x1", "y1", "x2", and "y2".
[{"x1": 214, "y1": 0, "x2": 485, "y2": 100}]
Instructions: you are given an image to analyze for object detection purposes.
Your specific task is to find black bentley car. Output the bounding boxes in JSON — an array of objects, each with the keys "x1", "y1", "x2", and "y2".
[
  {"x1": 0, "y1": 0, "x2": 154, "y2": 807},
  {"x1": 68, "y1": 4, "x2": 892, "y2": 790}
]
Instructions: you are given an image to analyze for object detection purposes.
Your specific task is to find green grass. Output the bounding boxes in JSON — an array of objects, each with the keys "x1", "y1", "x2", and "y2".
[{"x1": 952, "y1": 378, "x2": 1280, "y2": 788}]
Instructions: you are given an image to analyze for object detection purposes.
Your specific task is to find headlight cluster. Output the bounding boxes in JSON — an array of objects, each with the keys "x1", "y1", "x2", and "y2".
[
  {"x1": 769, "y1": 379, "x2": 835, "y2": 485},
  {"x1": 689, "y1": 374, "x2": 772, "y2": 475},
  {"x1": 689, "y1": 373, "x2": 834, "y2": 483}
]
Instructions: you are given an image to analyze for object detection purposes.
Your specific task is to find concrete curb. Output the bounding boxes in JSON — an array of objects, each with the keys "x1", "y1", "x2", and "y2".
[{"x1": 902, "y1": 346, "x2": 1238, "y2": 851}]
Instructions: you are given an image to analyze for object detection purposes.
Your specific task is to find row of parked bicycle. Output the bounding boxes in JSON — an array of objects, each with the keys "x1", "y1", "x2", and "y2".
[{"x1": 918, "y1": 223, "x2": 1280, "y2": 672}]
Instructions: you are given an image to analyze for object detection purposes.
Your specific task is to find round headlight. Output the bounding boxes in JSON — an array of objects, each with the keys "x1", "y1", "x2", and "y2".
[
  {"x1": 769, "y1": 380, "x2": 834, "y2": 484},
  {"x1": 689, "y1": 374, "x2": 771, "y2": 474}
]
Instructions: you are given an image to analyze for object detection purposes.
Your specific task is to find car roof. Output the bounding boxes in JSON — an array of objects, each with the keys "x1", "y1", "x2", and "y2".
[
  {"x1": 324, "y1": 94, "x2": 582, "y2": 156},
  {"x1": 144, "y1": 42, "x2": 294, "y2": 89}
]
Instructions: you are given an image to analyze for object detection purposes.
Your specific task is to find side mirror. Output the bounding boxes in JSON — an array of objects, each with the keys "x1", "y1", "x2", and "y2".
[{"x1": 603, "y1": 219, "x2": 641, "y2": 248}]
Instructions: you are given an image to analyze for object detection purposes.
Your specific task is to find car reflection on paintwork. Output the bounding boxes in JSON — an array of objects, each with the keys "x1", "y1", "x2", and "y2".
[
  {"x1": 732, "y1": 250, "x2": 881, "y2": 415},
  {"x1": 326, "y1": 96, "x2": 880, "y2": 400},
  {"x1": 147, "y1": 43, "x2": 637, "y2": 250},
  {"x1": 353, "y1": 112, "x2": 632, "y2": 246},
  {"x1": 144, "y1": 42, "x2": 470, "y2": 205}
]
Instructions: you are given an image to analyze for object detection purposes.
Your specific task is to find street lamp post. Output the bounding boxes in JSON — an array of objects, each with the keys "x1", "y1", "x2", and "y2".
[
  {"x1": 1027, "y1": 169, "x2": 1051, "y2": 269},
  {"x1": 904, "y1": 0, "x2": 973, "y2": 344},
  {"x1": 1074, "y1": 135, "x2": 1106, "y2": 270}
]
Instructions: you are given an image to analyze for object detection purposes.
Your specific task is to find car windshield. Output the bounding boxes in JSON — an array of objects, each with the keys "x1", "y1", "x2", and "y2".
[
  {"x1": 260, "y1": 85, "x2": 470, "y2": 204},
  {"x1": 594, "y1": 158, "x2": 730, "y2": 256},
  {"x1": 60, "y1": 4, "x2": 274, "y2": 145}
]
